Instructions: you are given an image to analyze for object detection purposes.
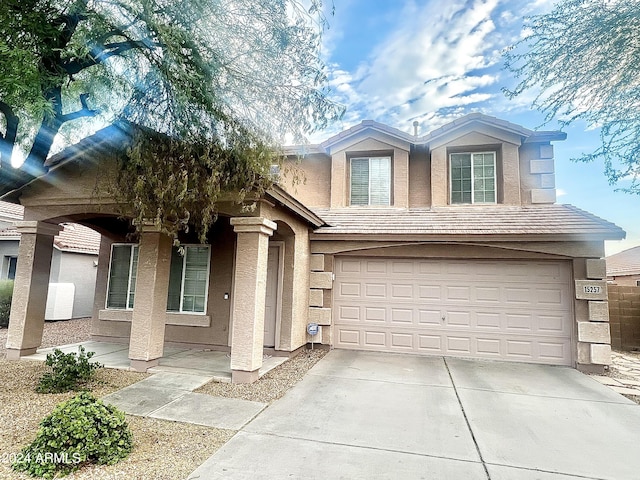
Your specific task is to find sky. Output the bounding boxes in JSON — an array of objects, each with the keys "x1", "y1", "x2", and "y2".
[{"x1": 313, "y1": 0, "x2": 638, "y2": 256}]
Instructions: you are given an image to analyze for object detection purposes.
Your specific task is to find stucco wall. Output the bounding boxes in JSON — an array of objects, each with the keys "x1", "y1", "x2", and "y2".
[{"x1": 281, "y1": 155, "x2": 331, "y2": 208}]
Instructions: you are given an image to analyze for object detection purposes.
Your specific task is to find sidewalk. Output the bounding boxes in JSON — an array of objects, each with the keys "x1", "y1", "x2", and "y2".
[{"x1": 102, "y1": 371, "x2": 267, "y2": 430}]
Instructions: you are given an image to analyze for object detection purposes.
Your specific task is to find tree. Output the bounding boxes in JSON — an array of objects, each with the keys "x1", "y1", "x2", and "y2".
[
  {"x1": 503, "y1": 0, "x2": 640, "y2": 194},
  {"x1": 0, "y1": 0, "x2": 342, "y2": 239}
]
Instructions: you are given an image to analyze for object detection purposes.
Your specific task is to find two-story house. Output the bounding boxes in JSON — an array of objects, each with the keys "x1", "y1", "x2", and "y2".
[{"x1": 1, "y1": 113, "x2": 624, "y2": 382}]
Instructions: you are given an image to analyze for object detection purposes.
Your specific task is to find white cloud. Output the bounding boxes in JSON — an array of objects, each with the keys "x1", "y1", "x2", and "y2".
[
  {"x1": 321, "y1": 0, "x2": 558, "y2": 136},
  {"x1": 556, "y1": 188, "x2": 568, "y2": 197}
]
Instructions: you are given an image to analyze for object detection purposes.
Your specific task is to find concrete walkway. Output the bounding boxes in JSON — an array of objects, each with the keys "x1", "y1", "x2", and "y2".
[
  {"x1": 27, "y1": 340, "x2": 288, "y2": 382},
  {"x1": 102, "y1": 372, "x2": 266, "y2": 430},
  {"x1": 188, "y1": 350, "x2": 640, "y2": 480}
]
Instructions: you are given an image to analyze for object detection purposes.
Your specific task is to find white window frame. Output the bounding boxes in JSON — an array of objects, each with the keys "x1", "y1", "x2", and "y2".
[
  {"x1": 105, "y1": 243, "x2": 139, "y2": 310},
  {"x1": 449, "y1": 151, "x2": 497, "y2": 205},
  {"x1": 350, "y1": 156, "x2": 391, "y2": 206},
  {"x1": 169, "y1": 245, "x2": 211, "y2": 314}
]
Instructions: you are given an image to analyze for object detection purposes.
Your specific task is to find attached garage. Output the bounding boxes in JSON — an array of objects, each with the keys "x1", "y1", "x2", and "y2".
[{"x1": 333, "y1": 257, "x2": 574, "y2": 365}]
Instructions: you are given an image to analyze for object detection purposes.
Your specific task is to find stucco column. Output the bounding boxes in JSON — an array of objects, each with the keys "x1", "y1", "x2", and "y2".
[
  {"x1": 128, "y1": 223, "x2": 173, "y2": 371},
  {"x1": 6, "y1": 221, "x2": 63, "y2": 359},
  {"x1": 230, "y1": 217, "x2": 277, "y2": 383}
]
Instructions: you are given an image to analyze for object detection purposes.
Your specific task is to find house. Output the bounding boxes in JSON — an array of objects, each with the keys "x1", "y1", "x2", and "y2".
[
  {"x1": 0, "y1": 201, "x2": 100, "y2": 319},
  {"x1": 606, "y1": 246, "x2": 640, "y2": 286},
  {"x1": 0, "y1": 113, "x2": 625, "y2": 381}
]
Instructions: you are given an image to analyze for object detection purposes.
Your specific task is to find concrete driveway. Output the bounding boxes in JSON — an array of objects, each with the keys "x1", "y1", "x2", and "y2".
[{"x1": 188, "y1": 350, "x2": 640, "y2": 480}]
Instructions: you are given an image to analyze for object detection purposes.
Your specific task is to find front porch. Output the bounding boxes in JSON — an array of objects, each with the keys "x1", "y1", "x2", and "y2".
[{"x1": 22, "y1": 340, "x2": 289, "y2": 383}]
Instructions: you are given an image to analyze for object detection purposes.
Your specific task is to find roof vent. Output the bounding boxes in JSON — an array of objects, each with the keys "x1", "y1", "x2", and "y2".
[{"x1": 413, "y1": 121, "x2": 419, "y2": 137}]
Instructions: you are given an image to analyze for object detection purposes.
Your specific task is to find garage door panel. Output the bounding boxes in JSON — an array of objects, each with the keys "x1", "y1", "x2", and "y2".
[
  {"x1": 419, "y1": 310, "x2": 441, "y2": 325},
  {"x1": 364, "y1": 331, "x2": 386, "y2": 346},
  {"x1": 334, "y1": 258, "x2": 573, "y2": 366},
  {"x1": 364, "y1": 307, "x2": 386, "y2": 322},
  {"x1": 418, "y1": 285, "x2": 441, "y2": 300},
  {"x1": 391, "y1": 308, "x2": 413, "y2": 323},
  {"x1": 391, "y1": 284, "x2": 413, "y2": 299},
  {"x1": 366, "y1": 261, "x2": 387, "y2": 274}
]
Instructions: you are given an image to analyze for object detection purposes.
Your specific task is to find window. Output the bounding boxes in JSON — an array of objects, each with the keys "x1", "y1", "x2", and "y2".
[
  {"x1": 106, "y1": 244, "x2": 139, "y2": 309},
  {"x1": 350, "y1": 156, "x2": 391, "y2": 206},
  {"x1": 636, "y1": 280, "x2": 640, "y2": 287},
  {"x1": 106, "y1": 243, "x2": 210, "y2": 313},
  {"x1": 167, "y1": 246, "x2": 210, "y2": 313},
  {"x1": 450, "y1": 152, "x2": 496, "y2": 204},
  {"x1": 4, "y1": 256, "x2": 17, "y2": 280}
]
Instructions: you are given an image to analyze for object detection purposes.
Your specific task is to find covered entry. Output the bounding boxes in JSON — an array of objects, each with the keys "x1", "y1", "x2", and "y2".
[{"x1": 333, "y1": 257, "x2": 573, "y2": 365}]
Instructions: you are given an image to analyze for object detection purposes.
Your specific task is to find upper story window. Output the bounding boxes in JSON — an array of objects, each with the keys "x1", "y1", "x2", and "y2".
[
  {"x1": 106, "y1": 243, "x2": 210, "y2": 314},
  {"x1": 350, "y1": 156, "x2": 391, "y2": 206},
  {"x1": 450, "y1": 152, "x2": 496, "y2": 204}
]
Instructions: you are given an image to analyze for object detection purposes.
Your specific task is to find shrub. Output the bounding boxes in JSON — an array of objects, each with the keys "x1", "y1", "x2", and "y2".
[
  {"x1": 12, "y1": 392, "x2": 133, "y2": 478},
  {"x1": 36, "y1": 346, "x2": 103, "y2": 393},
  {"x1": 0, "y1": 279, "x2": 14, "y2": 328}
]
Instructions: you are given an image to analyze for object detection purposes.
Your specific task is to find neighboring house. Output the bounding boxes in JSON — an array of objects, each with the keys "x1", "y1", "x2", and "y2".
[
  {"x1": 606, "y1": 246, "x2": 640, "y2": 286},
  {"x1": 0, "y1": 202, "x2": 100, "y2": 319},
  {"x1": 0, "y1": 113, "x2": 625, "y2": 382}
]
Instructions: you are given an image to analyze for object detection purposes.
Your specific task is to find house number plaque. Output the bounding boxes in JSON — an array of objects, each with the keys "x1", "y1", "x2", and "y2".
[
  {"x1": 575, "y1": 280, "x2": 607, "y2": 300},
  {"x1": 583, "y1": 285, "x2": 602, "y2": 294}
]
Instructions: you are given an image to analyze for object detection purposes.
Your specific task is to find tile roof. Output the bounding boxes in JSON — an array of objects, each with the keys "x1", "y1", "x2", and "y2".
[
  {"x1": 0, "y1": 202, "x2": 100, "y2": 254},
  {"x1": 0, "y1": 201, "x2": 24, "y2": 219},
  {"x1": 606, "y1": 246, "x2": 640, "y2": 276},
  {"x1": 311, "y1": 204, "x2": 625, "y2": 240}
]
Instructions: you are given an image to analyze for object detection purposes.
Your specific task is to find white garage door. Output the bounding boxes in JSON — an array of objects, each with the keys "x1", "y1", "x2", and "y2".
[{"x1": 334, "y1": 258, "x2": 573, "y2": 365}]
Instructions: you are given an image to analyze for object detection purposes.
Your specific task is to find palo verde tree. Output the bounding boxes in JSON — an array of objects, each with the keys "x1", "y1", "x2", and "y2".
[
  {"x1": 503, "y1": 0, "x2": 640, "y2": 194},
  {"x1": 0, "y1": 0, "x2": 342, "y2": 240}
]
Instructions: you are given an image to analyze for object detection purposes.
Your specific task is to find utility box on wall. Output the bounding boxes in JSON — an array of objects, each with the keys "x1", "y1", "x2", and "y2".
[{"x1": 45, "y1": 283, "x2": 75, "y2": 321}]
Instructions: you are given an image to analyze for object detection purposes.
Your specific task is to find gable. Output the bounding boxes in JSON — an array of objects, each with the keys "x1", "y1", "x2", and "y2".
[
  {"x1": 428, "y1": 123, "x2": 523, "y2": 150},
  {"x1": 327, "y1": 129, "x2": 410, "y2": 155}
]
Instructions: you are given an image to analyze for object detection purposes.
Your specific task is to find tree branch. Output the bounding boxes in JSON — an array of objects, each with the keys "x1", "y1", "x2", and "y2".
[
  {"x1": 63, "y1": 39, "x2": 160, "y2": 75},
  {"x1": 0, "y1": 101, "x2": 19, "y2": 168},
  {"x1": 60, "y1": 93, "x2": 99, "y2": 122}
]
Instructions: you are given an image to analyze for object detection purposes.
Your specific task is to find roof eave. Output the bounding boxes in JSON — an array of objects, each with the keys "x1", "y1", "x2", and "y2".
[{"x1": 266, "y1": 185, "x2": 326, "y2": 228}]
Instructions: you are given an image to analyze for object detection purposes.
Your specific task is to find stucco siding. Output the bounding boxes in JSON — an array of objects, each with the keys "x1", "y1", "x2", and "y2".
[
  {"x1": 408, "y1": 149, "x2": 430, "y2": 208},
  {"x1": 281, "y1": 155, "x2": 331, "y2": 209}
]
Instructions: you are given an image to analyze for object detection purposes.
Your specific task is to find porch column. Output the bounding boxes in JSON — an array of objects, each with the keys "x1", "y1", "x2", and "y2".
[
  {"x1": 6, "y1": 221, "x2": 62, "y2": 359},
  {"x1": 230, "y1": 217, "x2": 277, "y2": 383},
  {"x1": 128, "y1": 222, "x2": 172, "y2": 371}
]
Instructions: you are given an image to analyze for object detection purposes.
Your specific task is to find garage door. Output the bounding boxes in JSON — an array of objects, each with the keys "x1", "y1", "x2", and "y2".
[{"x1": 334, "y1": 258, "x2": 573, "y2": 365}]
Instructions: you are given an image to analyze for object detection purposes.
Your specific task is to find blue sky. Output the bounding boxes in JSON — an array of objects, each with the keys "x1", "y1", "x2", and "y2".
[{"x1": 314, "y1": 0, "x2": 638, "y2": 255}]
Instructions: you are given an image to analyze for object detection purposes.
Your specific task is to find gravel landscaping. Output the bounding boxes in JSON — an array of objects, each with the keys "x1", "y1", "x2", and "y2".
[{"x1": 0, "y1": 319, "x2": 327, "y2": 479}]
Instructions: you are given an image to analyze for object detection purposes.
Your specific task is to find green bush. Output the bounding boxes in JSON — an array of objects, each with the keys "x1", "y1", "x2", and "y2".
[
  {"x1": 36, "y1": 346, "x2": 103, "y2": 393},
  {"x1": 12, "y1": 392, "x2": 133, "y2": 478},
  {"x1": 0, "y1": 279, "x2": 14, "y2": 328}
]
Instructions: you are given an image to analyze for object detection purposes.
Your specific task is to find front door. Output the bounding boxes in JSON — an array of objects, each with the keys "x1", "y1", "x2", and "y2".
[{"x1": 263, "y1": 244, "x2": 280, "y2": 347}]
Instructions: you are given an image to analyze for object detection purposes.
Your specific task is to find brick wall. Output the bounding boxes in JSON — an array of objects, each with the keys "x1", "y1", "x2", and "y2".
[{"x1": 608, "y1": 285, "x2": 640, "y2": 350}]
